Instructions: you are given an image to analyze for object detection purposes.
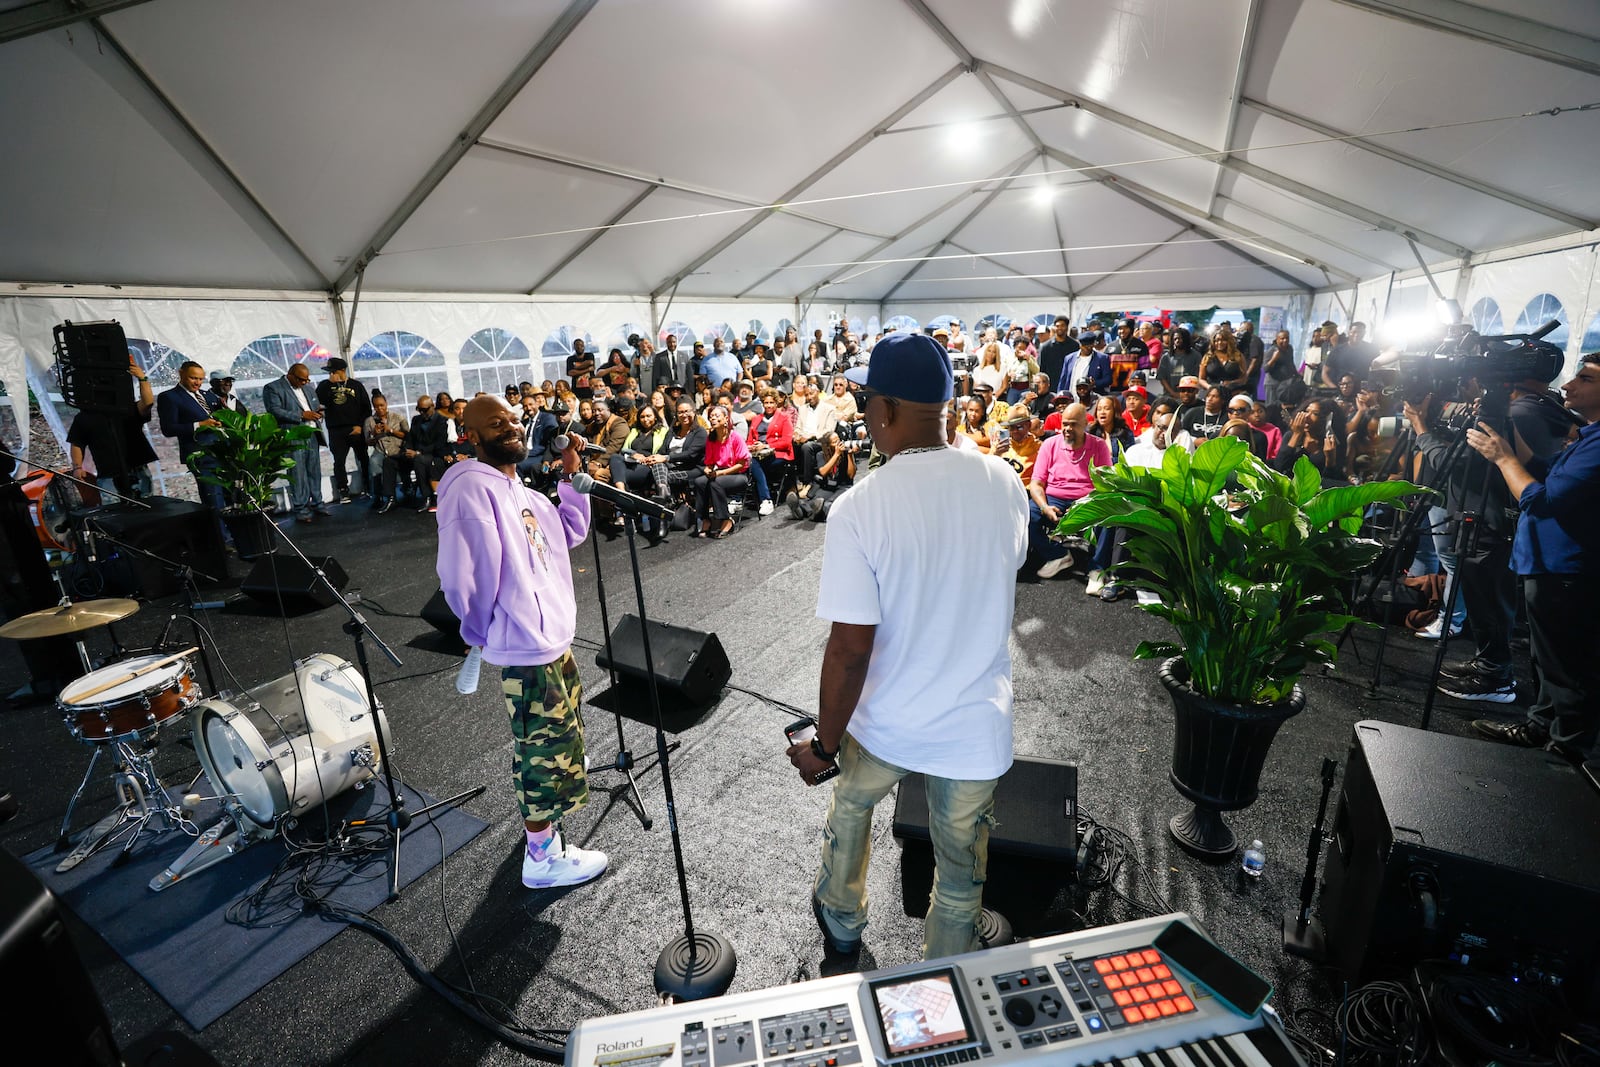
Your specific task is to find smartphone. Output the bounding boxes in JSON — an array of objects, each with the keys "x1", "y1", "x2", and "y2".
[
  {"x1": 1152, "y1": 920, "x2": 1272, "y2": 1017},
  {"x1": 784, "y1": 718, "x2": 839, "y2": 784}
]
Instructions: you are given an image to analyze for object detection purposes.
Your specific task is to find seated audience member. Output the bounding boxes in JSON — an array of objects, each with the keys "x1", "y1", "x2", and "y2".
[
  {"x1": 602, "y1": 403, "x2": 672, "y2": 544},
  {"x1": 947, "y1": 402, "x2": 980, "y2": 451},
  {"x1": 516, "y1": 392, "x2": 559, "y2": 487},
  {"x1": 996, "y1": 410, "x2": 1042, "y2": 485},
  {"x1": 692, "y1": 379, "x2": 716, "y2": 414},
  {"x1": 1026, "y1": 403, "x2": 1111, "y2": 581},
  {"x1": 1225, "y1": 394, "x2": 1270, "y2": 459},
  {"x1": 732, "y1": 380, "x2": 763, "y2": 422},
  {"x1": 787, "y1": 429, "x2": 858, "y2": 521},
  {"x1": 1041, "y1": 391, "x2": 1072, "y2": 435},
  {"x1": 663, "y1": 399, "x2": 709, "y2": 503},
  {"x1": 590, "y1": 399, "x2": 631, "y2": 457},
  {"x1": 692, "y1": 405, "x2": 749, "y2": 539},
  {"x1": 443, "y1": 398, "x2": 476, "y2": 473},
  {"x1": 1089, "y1": 395, "x2": 1135, "y2": 461},
  {"x1": 1273, "y1": 398, "x2": 1345, "y2": 482},
  {"x1": 792, "y1": 381, "x2": 835, "y2": 484},
  {"x1": 1181, "y1": 385, "x2": 1230, "y2": 442},
  {"x1": 1248, "y1": 401, "x2": 1282, "y2": 459},
  {"x1": 957, "y1": 396, "x2": 992, "y2": 452},
  {"x1": 1026, "y1": 374, "x2": 1054, "y2": 420},
  {"x1": 1122, "y1": 386, "x2": 1153, "y2": 436},
  {"x1": 364, "y1": 393, "x2": 410, "y2": 512},
  {"x1": 1333, "y1": 373, "x2": 1362, "y2": 423},
  {"x1": 746, "y1": 388, "x2": 794, "y2": 516},
  {"x1": 1126, "y1": 407, "x2": 1174, "y2": 468},
  {"x1": 404, "y1": 395, "x2": 448, "y2": 512},
  {"x1": 827, "y1": 374, "x2": 859, "y2": 424},
  {"x1": 1070, "y1": 375, "x2": 1104, "y2": 417},
  {"x1": 1343, "y1": 382, "x2": 1395, "y2": 481}
]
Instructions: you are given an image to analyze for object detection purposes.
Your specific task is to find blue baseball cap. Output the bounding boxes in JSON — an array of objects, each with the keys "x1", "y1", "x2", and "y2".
[
  {"x1": 1077, "y1": 332, "x2": 1098, "y2": 344},
  {"x1": 843, "y1": 332, "x2": 952, "y2": 404}
]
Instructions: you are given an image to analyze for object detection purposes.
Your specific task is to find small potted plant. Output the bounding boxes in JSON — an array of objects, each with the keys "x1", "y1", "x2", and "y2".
[
  {"x1": 1058, "y1": 436, "x2": 1424, "y2": 858},
  {"x1": 187, "y1": 407, "x2": 316, "y2": 559}
]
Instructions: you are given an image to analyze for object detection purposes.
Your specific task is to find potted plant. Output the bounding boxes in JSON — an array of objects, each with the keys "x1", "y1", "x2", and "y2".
[
  {"x1": 1058, "y1": 436, "x2": 1424, "y2": 858},
  {"x1": 186, "y1": 407, "x2": 316, "y2": 559}
]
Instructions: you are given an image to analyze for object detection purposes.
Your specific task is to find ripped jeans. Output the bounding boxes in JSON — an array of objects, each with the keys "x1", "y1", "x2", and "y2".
[{"x1": 814, "y1": 734, "x2": 997, "y2": 961}]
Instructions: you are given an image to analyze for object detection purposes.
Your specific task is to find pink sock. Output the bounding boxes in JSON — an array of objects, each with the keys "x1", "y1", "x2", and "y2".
[{"x1": 526, "y1": 825, "x2": 556, "y2": 858}]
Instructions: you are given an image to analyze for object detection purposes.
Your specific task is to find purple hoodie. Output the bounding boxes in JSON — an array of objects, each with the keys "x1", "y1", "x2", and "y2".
[{"x1": 435, "y1": 460, "x2": 590, "y2": 667}]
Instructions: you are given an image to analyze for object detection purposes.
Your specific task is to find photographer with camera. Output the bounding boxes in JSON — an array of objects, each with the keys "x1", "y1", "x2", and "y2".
[
  {"x1": 1419, "y1": 364, "x2": 1575, "y2": 703},
  {"x1": 1462, "y1": 354, "x2": 1599, "y2": 760}
]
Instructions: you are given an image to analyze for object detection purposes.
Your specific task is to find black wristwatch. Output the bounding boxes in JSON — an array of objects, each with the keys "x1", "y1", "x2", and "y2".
[{"x1": 810, "y1": 736, "x2": 838, "y2": 763}]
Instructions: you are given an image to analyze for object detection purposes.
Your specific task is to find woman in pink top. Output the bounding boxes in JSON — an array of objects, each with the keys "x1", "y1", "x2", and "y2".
[{"x1": 694, "y1": 404, "x2": 751, "y2": 538}]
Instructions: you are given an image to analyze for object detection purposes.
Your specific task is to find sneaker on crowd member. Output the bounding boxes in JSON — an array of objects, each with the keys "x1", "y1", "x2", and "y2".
[
  {"x1": 1415, "y1": 616, "x2": 1462, "y2": 640},
  {"x1": 1084, "y1": 568, "x2": 1105, "y2": 596},
  {"x1": 1437, "y1": 671, "x2": 1516, "y2": 704}
]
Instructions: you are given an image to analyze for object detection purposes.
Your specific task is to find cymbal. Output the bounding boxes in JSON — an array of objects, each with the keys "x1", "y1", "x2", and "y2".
[{"x1": 0, "y1": 598, "x2": 140, "y2": 639}]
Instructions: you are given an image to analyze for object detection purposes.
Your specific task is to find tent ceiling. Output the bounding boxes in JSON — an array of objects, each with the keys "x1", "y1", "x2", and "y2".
[{"x1": 3, "y1": 0, "x2": 1598, "y2": 303}]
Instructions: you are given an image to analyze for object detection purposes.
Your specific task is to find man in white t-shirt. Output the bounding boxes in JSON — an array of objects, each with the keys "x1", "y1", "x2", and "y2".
[{"x1": 787, "y1": 331, "x2": 1030, "y2": 962}]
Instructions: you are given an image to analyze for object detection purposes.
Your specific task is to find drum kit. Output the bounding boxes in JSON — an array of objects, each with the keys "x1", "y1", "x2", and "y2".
[{"x1": 0, "y1": 597, "x2": 390, "y2": 889}]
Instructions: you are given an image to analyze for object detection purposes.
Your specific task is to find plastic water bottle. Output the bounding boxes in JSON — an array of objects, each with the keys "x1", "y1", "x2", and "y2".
[
  {"x1": 456, "y1": 646, "x2": 483, "y2": 694},
  {"x1": 1241, "y1": 839, "x2": 1266, "y2": 878}
]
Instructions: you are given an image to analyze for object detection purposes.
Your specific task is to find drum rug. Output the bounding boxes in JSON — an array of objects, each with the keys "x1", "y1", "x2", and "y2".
[{"x1": 24, "y1": 780, "x2": 488, "y2": 1030}]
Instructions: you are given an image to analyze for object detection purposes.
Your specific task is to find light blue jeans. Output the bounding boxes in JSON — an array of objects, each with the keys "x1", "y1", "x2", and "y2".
[
  {"x1": 814, "y1": 734, "x2": 997, "y2": 961},
  {"x1": 286, "y1": 440, "x2": 323, "y2": 516}
]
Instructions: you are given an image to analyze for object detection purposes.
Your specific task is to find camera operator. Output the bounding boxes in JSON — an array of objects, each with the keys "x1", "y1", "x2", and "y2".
[
  {"x1": 1419, "y1": 370, "x2": 1575, "y2": 703},
  {"x1": 1462, "y1": 354, "x2": 1599, "y2": 760}
]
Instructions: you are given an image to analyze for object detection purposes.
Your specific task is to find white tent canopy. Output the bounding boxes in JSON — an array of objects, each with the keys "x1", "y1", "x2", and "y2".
[{"x1": 3, "y1": 0, "x2": 1600, "y2": 456}]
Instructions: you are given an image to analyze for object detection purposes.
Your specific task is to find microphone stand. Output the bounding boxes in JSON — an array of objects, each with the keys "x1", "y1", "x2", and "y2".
[
  {"x1": 253, "y1": 500, "x2": 485, "y2": 901},
  {"x1": 590, "y1": 488, "x2": 736, "y2": 1000},
  {"x1": 87, "y1": 528, "x2": 222, "y2": 695}
]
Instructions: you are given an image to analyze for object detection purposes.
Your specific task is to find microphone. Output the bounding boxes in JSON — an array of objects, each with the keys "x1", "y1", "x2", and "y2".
[
  {"x1": 569, "y1": 472, "x2": 674, "y2": 518},
  {"x1": 552, "y1": 434, "x2": 606, "y2": 457},
  {"x1": 154, "y1": 613, "x2": 176, "y2": 651},
  {"x1": 456, "y1": 645, "x2": 483, "y2": 694}
]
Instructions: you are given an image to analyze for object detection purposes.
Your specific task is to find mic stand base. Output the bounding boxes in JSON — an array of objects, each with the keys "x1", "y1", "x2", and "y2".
[
  {"x1": 1281, "y1": 911, "x2": 1326, "y2": 961},
  {"x1": 655, "y1": 931, "x2": 738, "y2": 1002}
]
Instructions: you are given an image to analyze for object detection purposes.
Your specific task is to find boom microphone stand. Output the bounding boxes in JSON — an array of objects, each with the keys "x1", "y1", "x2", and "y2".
[
  {"x1": 253, "y1": 500, "x2": 484, "y2": 901},
  {"x1": 571, "y1": 478, "x2": 736, "y2": 1000}
]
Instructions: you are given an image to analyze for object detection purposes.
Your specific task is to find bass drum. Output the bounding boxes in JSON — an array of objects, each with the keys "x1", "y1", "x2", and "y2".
[
  {"x1": 22, "y1": 470, "x2": 100, "y2": 552},
  {"x1": 192, "y1": 653, "x2": 391, "y2": 829}
]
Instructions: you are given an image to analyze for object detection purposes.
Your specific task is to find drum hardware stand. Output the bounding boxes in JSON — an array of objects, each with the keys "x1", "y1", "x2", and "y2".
[
  {"x1": 55, "y1": 733, "x2": 198, "y2": 872},
  {"x1": 254, "y1": 503, "x2": 485, "y2": 902},
  {"x1": 88, "y1": 526, "x2": 223, "y2": 695},
  {"x1": 599, "y1": 492, "x2": 737, "y2": 1000},
  {"x1": 586, "y1": 506, "x2": 678, "y2": 831},
  {"x1": 150, "y1": 783, "x2": 275, "y2": 891}
]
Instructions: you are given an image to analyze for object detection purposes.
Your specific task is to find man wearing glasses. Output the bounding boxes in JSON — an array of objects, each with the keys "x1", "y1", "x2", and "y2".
[{"x1": 787, "y1": 332, "x2": 1029, "y2": 962}]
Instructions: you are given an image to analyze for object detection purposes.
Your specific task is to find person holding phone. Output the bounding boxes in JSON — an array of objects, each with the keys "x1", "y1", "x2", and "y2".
[{"x1": 787, "y1": 332, "x2": 1029, "y2": 963}]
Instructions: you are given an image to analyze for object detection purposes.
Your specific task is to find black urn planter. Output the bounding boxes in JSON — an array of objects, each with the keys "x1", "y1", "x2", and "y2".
[
  {"x1": 1159, "y1": 657, "x2": 1305, "y2": 860},
  {"x1": 220, "y1": 509, "x2": 275, "y2": 560}
]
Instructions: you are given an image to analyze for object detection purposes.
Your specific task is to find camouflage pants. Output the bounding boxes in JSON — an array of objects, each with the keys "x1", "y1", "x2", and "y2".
[{"x1": 501, "y1": 653, "x2": 588, "y2": 823}]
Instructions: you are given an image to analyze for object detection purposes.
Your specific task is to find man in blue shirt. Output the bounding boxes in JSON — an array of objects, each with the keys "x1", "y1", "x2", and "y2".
[
  {"x1": 699, "y1": 337, "x2": 743, "y2": 392},
  {"x1": 1467, "y1": 353, "x2": 1600, "y2": 761}
]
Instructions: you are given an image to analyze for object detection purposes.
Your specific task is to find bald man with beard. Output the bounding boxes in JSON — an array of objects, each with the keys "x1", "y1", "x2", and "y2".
[
  {"x1": 1026, "y1": 402, "x2": 1111, "y2": 580},
  {"x1": 435, "y1": 396, "x2": 608, "y2": 889}
]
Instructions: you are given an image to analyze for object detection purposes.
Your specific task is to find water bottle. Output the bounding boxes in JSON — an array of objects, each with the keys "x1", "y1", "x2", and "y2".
[
  {"x1": 456, "y1": 646, "x2": 483, "y2": 694},
  {"x1": 1241, "y1": 839, "x2": 1266, "y2": 878}
]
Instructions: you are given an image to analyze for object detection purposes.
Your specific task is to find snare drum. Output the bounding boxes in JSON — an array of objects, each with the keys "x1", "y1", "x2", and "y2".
[
  {"x1": 191, "y1": 653, "x2": 390, "y2": 828},
  {"x1": 58, "y1": 654, "x2": 198, "y2": 741}
]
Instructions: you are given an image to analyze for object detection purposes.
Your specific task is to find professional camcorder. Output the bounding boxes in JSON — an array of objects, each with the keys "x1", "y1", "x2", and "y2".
[{"x1": 1376, "y1": 319, "x2": 1565, "y2": 419}]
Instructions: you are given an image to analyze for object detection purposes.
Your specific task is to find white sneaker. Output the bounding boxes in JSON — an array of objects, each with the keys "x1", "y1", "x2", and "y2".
[
  {"x1": 758, "y1": 498, "x2": 774, "y2": 516},
  {"x1": 522, "y1": 830, "x2": 609, "y2": 889},
  {"x1": 1084, "y1": 569, "x2": 1105, "y2": 596},
  {"x1": 1416, "y1": 618, "x2": 1462, "y2": 640},
  {"x1": 1036, "y1": 555, "x2": 1074, "y2": 580}
]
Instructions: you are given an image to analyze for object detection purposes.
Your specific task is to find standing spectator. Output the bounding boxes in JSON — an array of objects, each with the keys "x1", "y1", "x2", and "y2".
[
  {"x1": 1263, "y1": 329, "x2": 1298, "y2": 408},
  {"x1": 650, "y1": 334, "x2": 692, "y2": 395},
  {"x1": 1037, "y1": 316, "x2": 1075, "y2": 389},
  {"x1": 1105, "y1": 319, "x2": 1148, "y2": 392},
  {"x1": 599, "y1": 348, "x2": 632, "y2": 390},
  {"x1": 206, "y1": 374, "x2": 246, "y2": 414},
  {"x1": 566, "y1": 338, "x2": 596, "y2": 399},
  {"x1": 71, "y1": 355, "x2": 156, "y2": 500},
  {"x1": 261, "y1": 362, "x2": 328, "y2": 524},
  {"x1": 1157, "y1": 327, "x2": 1202, "y2": 398},
  {"x1": 1058, "y1": 331, "x2": 1112, "y2": 395},
  {"x1": 1201, "y1": 332, "x2": 1248, "y2": 397},
  {"x1": 1323, "y1": 322, "x2": 1378, "y2": 388},
  {"x1": 1236, "y1": 320, "x2": 1266, "y2": 398},
  {"x1": 316, "y1": 357, "x2": 372, "y2": 501}
]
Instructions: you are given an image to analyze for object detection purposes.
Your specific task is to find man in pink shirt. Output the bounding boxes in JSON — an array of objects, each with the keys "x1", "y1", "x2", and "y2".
[{"x1": 1026, "y1": 403, "x2": 1111, "y2": 580}]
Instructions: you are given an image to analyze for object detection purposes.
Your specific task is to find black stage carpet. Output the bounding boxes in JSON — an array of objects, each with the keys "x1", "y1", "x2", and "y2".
[
  {"x1": 0, "y1": 497, "x2": 1526, "y2": 1064},
  {"x1": 25, "y1": 782, "x2": 488, "y2": 1030}
]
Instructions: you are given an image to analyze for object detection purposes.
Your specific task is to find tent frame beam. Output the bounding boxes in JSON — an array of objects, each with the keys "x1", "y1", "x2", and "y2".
[
  {"x1": 648, "y1": 64, "x2": 967, "y2": 299},
  {"x1": 331, "y1": 0, "x2": 599, "y2": 295},
  {"x1": 1077, "y1": 225, "x2": 1192, "y2": 297},
  {"x1": 527, "y1": 186, "x2": 656, "y2": 295},
  {"x1": 982, "y1": 61, "x2": 1472, "y2": 258},
  {"x1": 1241, "y1": 96, "x2": 1596, "y2": 232},
  {"x1": 0, "y1": 0, "x2": 157, "y2": 44},
  {"x1": 1206, "y1": 0, "x2": 1264, "y2": 215},
  {"x1": 1329, "y1": 0, "x2": 1600, "y2": 78}
]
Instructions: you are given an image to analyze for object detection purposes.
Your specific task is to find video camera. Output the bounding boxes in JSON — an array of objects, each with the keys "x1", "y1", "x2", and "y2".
[{"x1": 1378, "y1": 319, "x2": 1565, "y2": 423}]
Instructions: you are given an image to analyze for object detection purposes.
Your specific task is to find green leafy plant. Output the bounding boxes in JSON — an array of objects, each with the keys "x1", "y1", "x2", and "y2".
[
  {"x1": 1057, "y1": 436, "x2": 1428, "y2": 706},
  {"x1": 186, "y1": 406, "x2": 316, "y2": 513}
]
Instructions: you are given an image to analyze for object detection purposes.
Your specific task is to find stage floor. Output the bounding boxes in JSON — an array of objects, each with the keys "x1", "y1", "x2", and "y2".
[{"x1": 0, "y1": 496, "x2": 1508, "y2": 1064}]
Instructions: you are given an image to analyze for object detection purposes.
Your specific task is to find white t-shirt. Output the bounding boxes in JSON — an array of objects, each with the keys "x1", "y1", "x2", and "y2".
[{"x1": 815, "y1": 447, "x2": 1029, "y2": 780}]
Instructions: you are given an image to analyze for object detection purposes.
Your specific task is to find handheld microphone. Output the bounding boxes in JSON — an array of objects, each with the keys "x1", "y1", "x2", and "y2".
[
  {"x1": 456, "y1": 645, "x2": 483, "y2": 694},
  {"x1": 552, "y1": 434, "x2": 606, "y2": 457},
  {"x1": 568, "y1": 472, "x2": 674, "y2": 518}
]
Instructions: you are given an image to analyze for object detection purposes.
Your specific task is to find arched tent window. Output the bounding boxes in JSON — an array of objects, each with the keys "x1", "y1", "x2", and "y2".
[
  {"x1": 126, "y1": 338, "x2": 191, "y2": 389},
  {"x1": 1513, "y1": 293, "x2": 1568, "y2": 348},
  {"x1": 775, "y1": 318, "x2": 797, "y2": 343},
  {"x1": 865, "y1": 315, "x2": 881, "y2": 338},
  {"x1": 539, "y1": 326, "x2": 595, "y2": 383},
  {"x1": 229, "y1": 335, "x2": 329, "y2": 414},
  {"x1": 744, "y1": 319, "x2": 771, "y2": 346},
  {"x1": 1468, "y1": 297, "x2": 1504, "y2": 336},
  {"x1": 884, "y1": 315, "x2": 920, "y2": 332},
  {"x1": 704, "y1": 322, "x2": 737, "y2": 348},
  {"x1": 352, "y1": 331, "x2": 446, "y2": 411},
  {"x1": 977, "y1": 313, "x2": 1013, "y2": 336},
  {"x1": 608, "y1": 322, "x2": 648, "y2": 354},
  {"x1": 461, "y1": 328, "x2": 532, "y2": 397},
  {"x1": 927, "y1": 314, "x2": 958, "y2": 332},
  {"x1": 1581, "y1": 312, "x2": 1600, "y2": 353},
  {"x1": 1029, "y1": 313, "x2": 1058, "y2": 331},
  {"x1": 658, "y1": 321, "x2": 696, "y2": 352}
]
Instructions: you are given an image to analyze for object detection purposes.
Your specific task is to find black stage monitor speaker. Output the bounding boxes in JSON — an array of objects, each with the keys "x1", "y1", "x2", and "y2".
[
  {"x1": 894, "y1": 756, "x2": 1079, "y2": 919},
  {"x1": 53, "y1": 320, "x2": 133, "y2": 415},
  {"x1": 1319, "y1": 720, "x2": 1600, "y2": 1013},
  {"x1": 241, "y1": 554, "x2": 348, "y2": 614},
  {"x1": 594, "y1": 614, "x2": 730, "y2": 706},
  {"x1": 79, "y1": 497, "x2": 229, "y2": 599}
]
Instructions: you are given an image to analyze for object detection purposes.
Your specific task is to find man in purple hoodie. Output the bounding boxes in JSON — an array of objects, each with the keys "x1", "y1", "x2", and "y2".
[{"x1": 436, "y1": 395, "x2": 607, "y2": 889}]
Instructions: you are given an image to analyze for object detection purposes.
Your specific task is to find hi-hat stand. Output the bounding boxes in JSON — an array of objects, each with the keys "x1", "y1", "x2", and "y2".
[
  {"x1": 253, "y1": 504, "x2": 484, "y2": 900},
  {"x1": 579, "y1": 482, "x2": 736, "y2": 1000}
]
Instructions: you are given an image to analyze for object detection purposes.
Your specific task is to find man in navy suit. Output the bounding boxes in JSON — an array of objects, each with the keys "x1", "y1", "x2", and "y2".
[
  {"x1": 1056, "y1": 332, "x2": 1112, "y2": 395},
  {"x1": 262, "y1": 362, "x2": 329, "y2": 523},
  {"x1": 157, "y1": 360, "x2": 229, "y2": 530}
]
